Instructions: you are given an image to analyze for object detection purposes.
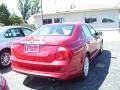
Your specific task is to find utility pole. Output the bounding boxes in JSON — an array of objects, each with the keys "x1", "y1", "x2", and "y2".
[{"x1": 41, "y1": 0, "x2": 43, "y2": 25}]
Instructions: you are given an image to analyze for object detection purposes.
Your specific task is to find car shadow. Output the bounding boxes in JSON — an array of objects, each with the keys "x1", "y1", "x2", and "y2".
[
  {"x1": 0, "y1": 67, "x2": 12, "y2": 74},
  {"x1": 23, "y1": 50, "x2": 111, "y2": 90}
]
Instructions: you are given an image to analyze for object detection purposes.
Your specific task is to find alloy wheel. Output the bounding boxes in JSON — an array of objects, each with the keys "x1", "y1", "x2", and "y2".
[
  {"x1": 0, "y1": 52, "x2": 11, "y2": 67},
  {"x1": 83, "y1": 57, "x2": 89, "y2": 77}
]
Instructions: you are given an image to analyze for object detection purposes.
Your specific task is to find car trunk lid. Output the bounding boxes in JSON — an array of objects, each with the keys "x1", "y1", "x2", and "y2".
[{"x1": 12, "y1": 36, "x2": 71, "y2": 63}]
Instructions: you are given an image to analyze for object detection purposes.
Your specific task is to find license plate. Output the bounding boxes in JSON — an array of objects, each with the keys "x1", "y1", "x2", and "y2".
[{"x1": 25, "y1": 44, "x2": 39, "y2": 53}]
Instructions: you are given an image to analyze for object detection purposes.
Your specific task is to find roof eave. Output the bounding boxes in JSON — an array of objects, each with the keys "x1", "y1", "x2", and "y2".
[{"x1": 32, "y1": 7, "x2": 120, "y2": 17}]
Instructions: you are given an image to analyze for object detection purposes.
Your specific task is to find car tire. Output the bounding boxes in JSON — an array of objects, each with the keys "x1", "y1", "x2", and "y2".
[
  {"x1": 48, "y1": 78, "x2": 57, "y2": 82},
  {"x1": 0, "y1": 50, "x2": 11, "y2": 68},
  {"x1": 98, "y1": 42, "x2": 103, "y2": 55},
  {"x1": 81, "y1": 55, "x2": 90, "y2": 79}
]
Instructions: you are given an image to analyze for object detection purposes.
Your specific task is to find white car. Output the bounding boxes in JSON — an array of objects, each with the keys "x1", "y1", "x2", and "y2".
[{"x1": 0, "y1": 26, "x2": 33, "y2": 68}]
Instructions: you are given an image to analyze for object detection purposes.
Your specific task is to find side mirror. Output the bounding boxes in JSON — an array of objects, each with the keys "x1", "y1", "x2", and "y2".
[
  {"x1": 99, "y1": 32, "x2": 103, "y2": 35},
  {"x1": 95, "y1": 32, "x2": 102, "y2": 36}
]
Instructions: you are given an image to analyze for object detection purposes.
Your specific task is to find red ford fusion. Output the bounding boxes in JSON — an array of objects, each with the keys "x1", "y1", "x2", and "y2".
[{"x1": 11, "y1": 23, "x2": 103, "y2": 80}]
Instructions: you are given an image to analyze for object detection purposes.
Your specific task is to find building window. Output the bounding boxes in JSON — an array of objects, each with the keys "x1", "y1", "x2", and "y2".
[
  {"x1": 43, "y1": 19, "x2": 52, "y2": 25},
  {"x1": 85, "y1": 17, "x2": 97, "y2": 23},
  {"x1": 102, "y1": 18, "x2": 114, "y2": 23},
  {"x1": 54, "y1": 18, "x2": 64, "y2": 23}
]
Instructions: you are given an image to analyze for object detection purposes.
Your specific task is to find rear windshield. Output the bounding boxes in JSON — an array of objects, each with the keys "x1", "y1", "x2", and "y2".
[{"x1": 30, "y1": 24, "x2": 74, "y2": 36}]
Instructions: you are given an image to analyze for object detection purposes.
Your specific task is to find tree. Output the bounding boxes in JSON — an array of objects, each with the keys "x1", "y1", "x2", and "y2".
[
  {"x1": 31, "y1": 0, "x2": 40, "y2": 15},
  {"x1": 0, "y1": 4, "x2": 10, "y2": 25},
  {"x1": 0, "y1": 3, "x2": 24, "y2": 26},
  {"x1": 8, "y1": 15, "x2": 24, "y2": 25},
  {"x1": 18, "y1": 0, "x2": 40, "y2": 23},
  {"x1": 18, "y1": 0, "x2": 31, "y2": 23}
]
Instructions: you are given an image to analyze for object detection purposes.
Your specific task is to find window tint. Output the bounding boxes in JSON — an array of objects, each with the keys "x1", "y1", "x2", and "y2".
[
  {"x1": 22, "y1": 28, "x2": 32, "y2": 36},
  {"x1": 5, "y1": 30, "x2": 12, "y2": 38},
  {"x1": 87, "y1": 25, "x2": 96, "y2": 35},
  {"x1": 30, "y1": 24, "x2": 74, "y2": 36},
  {"x1": 11, "y1": 28, "x2": 23, "y2": 37},
  {"x1": 82, "y1": 25, "x2": 91, "y2": 37},
  {"x1": 81, "y1": 30, "x2": 86, "y2": 38},
  {"x1": 5, "y1": 28, "x2": 24, "y2": 38}
]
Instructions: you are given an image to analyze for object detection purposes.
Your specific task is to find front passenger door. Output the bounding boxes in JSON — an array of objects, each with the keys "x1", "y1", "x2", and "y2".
[
  {"x1": 82, "y1": 24, "x2": 96, "y2": 60},
  {"x1": 87, "y1": 25, "x2": 102, "y2": 53}
]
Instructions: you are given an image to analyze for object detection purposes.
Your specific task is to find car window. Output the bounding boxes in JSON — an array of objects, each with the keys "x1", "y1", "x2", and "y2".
[
  {"x1": 30, "y1": 24, "x2": 74, "y2": 36},
  {"x1": 82, "y1": 25, "x2": 92, "y2": 37},
  {"x1": 21, "y1": 28, "x2": 32, "y2": 36},
  {"x1": 5, "y1": 28, "x2": 24, "y2": 38},
  {"x1": 11, "y1": 28, "x2": 23, "y2": 37},
  {"x1": 62, "y1": 25, "x2": 73, "y2": 35},
  {"x1": 4, "y1": 30, "x2": 12, "y2": 38},
  {"x1": 87, "y1": 25, "x2": 96, "y2": 35}
]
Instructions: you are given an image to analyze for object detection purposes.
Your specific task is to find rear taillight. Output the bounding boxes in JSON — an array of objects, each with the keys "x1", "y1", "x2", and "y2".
[
  {"x1": 55, "y1": 47, "x2": 73, "y2": 60},
  {"x1": 40, "y1": 45, "x2": 57, "y2": 52}
]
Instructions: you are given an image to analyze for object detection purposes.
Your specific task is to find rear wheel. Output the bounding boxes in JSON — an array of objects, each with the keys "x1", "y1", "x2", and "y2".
[
  {"x1": 0, "y1": 50, "x2": 11, "y2": 68},
  {"x1": 48, "y1": 78, "x2": 57, "y2": 82},
  {"x1": 81, "y1": 55, "x2": 89, "y2": 79},
  {"x1": 98, "y1": 42, "x2": 103, "y2": 55}
]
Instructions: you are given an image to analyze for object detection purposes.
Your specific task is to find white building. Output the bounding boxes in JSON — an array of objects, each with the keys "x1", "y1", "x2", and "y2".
[{"x1": 32, "y1": 0, "x2": 120, "y2": 29}]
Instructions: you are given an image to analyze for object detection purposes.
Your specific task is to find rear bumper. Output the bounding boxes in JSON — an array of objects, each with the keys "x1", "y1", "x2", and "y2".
[
  {"x1": 11, "y1": 56, "x2": 71, "y2": 80},
  {"x1": 12, "y1": 66, "x2": 69, "y2": 80}
]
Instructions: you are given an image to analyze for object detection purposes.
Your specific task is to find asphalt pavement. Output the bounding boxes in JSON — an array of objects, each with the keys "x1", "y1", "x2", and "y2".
[{"x1": 1, "y1": 31, "x2": 120, "y2": 90}]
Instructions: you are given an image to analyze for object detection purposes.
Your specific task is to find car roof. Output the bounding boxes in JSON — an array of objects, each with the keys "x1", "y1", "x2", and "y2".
[
  {"x1": 0, "y1": 26, "x2": 31, "y2": 33},
  {"x1": 0, "y1": 26, "x2": 29, "y2": 30}
]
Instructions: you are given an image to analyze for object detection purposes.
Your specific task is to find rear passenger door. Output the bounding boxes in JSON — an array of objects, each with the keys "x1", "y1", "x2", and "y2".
[{"x1": 82, "y1": 24, "x2": 96, "y2": 59}]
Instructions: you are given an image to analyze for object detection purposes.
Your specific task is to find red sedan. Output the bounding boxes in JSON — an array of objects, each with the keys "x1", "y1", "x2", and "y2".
[{"x1": 11, "y1": 23, "x2": 103, "y2": 80}]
